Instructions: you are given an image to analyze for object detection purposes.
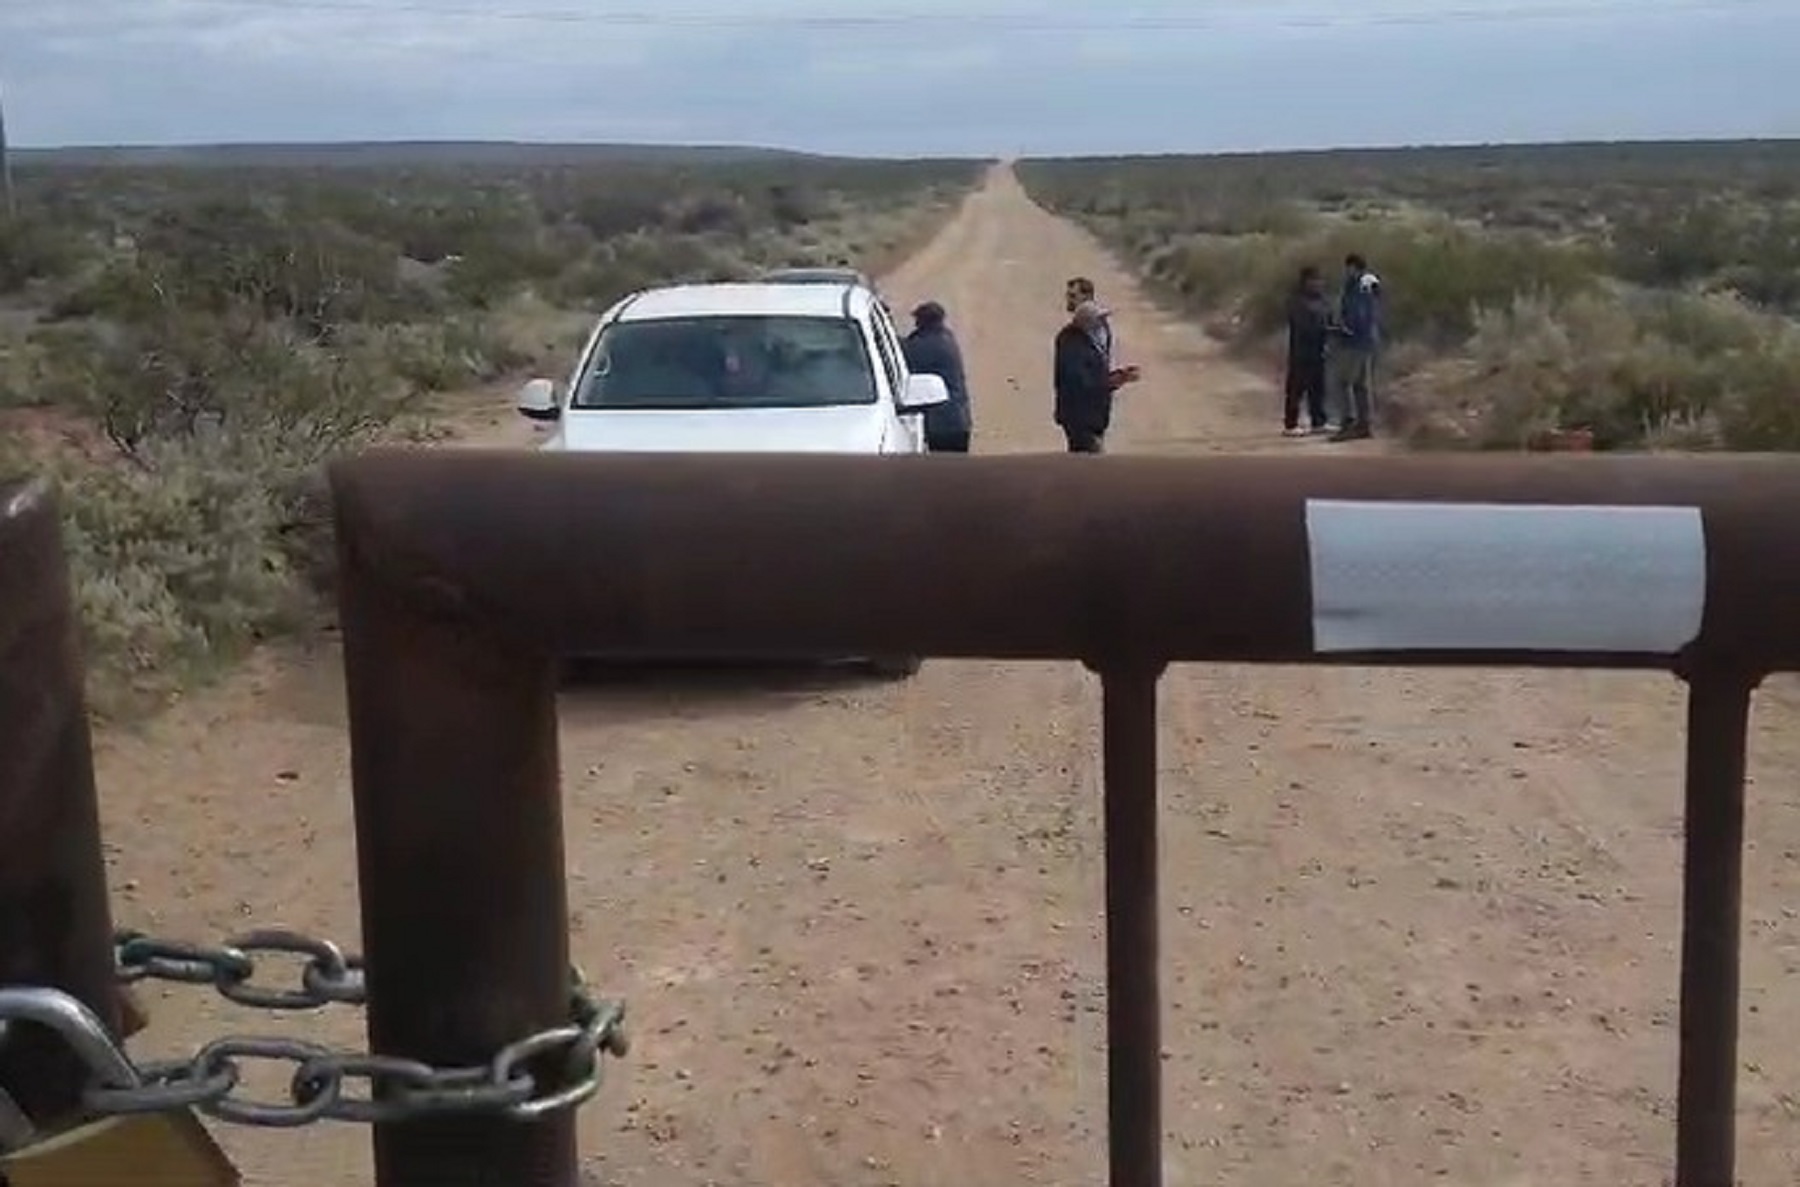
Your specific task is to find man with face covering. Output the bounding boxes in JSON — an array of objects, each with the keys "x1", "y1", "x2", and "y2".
[
  {"x1": 1064, "y1": 276, "x2": 1114, "y2": 362},
  {"x1": 1054, "y1": 300, "x2": 1123, "y2": 453},
  {"x1": 1065, "y1": 275, "x2": 1141, "y2": 390}
]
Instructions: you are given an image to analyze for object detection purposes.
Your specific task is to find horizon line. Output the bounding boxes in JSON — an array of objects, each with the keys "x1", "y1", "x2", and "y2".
[{"x1": 11, "y1": 133, "x2": 1799, "y2": 160}]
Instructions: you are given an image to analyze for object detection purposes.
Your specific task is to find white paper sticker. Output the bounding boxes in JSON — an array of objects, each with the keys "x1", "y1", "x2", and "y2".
[{"x1": 1305, "y1": 499, "x2": 1707, "y2": 654}]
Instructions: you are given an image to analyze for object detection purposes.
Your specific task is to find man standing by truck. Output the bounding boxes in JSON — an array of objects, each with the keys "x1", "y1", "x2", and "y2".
[{"x1": 902, "y1": 301, "x2": 973, "y2": 453}]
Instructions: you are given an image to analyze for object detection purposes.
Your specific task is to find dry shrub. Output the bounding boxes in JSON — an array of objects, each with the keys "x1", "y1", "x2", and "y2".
[
  {"x1": 0, "y1": 214, "x2": 80, "y2": 294},
  {"x1": 24, "y1": 328, "x2": 411, "y2": 713},
  {"x1": 7, "y1": 308, "x2": 424, "y2": 713},
  {"x1": 3, "y1": 432, "x2": 296, "y2": 716},
  {"x1": 1137, "y1": 213, "x2": 1602, "y2": 355},
  {"x1": 1388, "y1": 289, "x2": 1800, "y2": 451}
]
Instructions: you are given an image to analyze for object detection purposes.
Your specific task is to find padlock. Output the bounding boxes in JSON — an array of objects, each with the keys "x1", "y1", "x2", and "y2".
[
  {"x1": 0, "y1": 988, "x2": 235, "y2": 1185},
  {"x1": 0, "y1": 1111, "x2": 239, "y2": 1186}
]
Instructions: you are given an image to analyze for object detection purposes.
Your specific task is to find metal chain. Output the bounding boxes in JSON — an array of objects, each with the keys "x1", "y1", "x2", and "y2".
[
  {"x1": 84, "y1": 987, "x2": 627, "y2": 1127},
  {"x1": 0, "y1": 928, "x2": 628, "y2": 1131},
  {"x1": 114, "y1": 928, "x2": 367, "y2": 1010}
]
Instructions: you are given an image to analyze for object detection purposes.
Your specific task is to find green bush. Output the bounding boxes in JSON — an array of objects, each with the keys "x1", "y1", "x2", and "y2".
[
  {"x1": 371, "y1": 316, "x2": 533, "y2": 392},
  {"x1": 12, "y1": 319, "x2": 420, "y2": 712},
  {"x1": 1243, "y1": 217, "x2": 1602, "y2": 348},
  {"x1": 1053, "y1": 196, "x2": 1602, "y2": 356},
  {"x1": 52, "y1": 217, "x2": 436, "y2": 331},
  {"x1": 60, "y1": 439, "x2": 297, "y2": 697}
]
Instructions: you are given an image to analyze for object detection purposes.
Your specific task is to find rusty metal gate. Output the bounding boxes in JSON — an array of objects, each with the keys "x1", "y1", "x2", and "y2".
[{"x1": 6, "y1": 447, "x2": 1797, "y2": 1187}]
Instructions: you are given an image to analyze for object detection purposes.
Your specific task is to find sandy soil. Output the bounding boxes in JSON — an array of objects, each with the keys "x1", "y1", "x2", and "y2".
[{"x1": 89, "y1": 166, "x2": 1799, "y2": 1185}]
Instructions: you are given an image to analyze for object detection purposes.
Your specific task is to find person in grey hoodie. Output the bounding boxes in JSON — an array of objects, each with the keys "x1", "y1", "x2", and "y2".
[{"x1": 901, "y1": 301, "x2": 972, "y2": 452}]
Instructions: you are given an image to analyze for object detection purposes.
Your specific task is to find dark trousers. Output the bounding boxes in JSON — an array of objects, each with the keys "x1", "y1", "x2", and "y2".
[
  {"x1": 927, "y1": 428, "x2": 971, "y2": 453},
  {"x1": 1063, "y1": 425, "x2": 1105, "y2": 454},
  {"x1": 1284, "y1": 356, "x2": 1328, "y2": 429},
  {"x1": 1331, "y1": 345, "x2": 1377, "y2": 429}
]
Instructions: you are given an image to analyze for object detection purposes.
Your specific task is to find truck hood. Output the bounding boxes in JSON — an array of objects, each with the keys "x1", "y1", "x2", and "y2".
[{"x1": 544, "y1": 405, "x2": 890, "y2": 454}]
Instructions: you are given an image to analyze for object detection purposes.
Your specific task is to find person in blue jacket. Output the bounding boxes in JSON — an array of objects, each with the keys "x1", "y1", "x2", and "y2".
[
  {"x1": 901, "y1": 301, "x2": 972, "y2": 453},
  {"x1": 1329, "y1": 252, "x2": 1383, "y2": 443}
]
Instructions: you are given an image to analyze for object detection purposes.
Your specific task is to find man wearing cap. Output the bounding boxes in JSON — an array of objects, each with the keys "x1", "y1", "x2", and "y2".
[{"x1": 901, "y1": 300, "x2": 973, "y2": 453}]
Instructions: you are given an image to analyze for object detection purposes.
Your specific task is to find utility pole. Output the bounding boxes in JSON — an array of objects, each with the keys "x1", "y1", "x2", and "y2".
[{"x1": 0, "y1": 79, "x2": 14, "y2": 219}]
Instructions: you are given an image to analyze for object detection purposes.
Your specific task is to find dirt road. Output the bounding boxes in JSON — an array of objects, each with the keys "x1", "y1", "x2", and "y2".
[{"x1": 91, "y1": 166, "x2": 1798, "y2": 1185}]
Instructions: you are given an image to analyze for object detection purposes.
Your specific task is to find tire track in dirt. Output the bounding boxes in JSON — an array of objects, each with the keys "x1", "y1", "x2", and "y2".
[{"x1": 87, "y1": 164, "x2": 1800, "y2": 1186}]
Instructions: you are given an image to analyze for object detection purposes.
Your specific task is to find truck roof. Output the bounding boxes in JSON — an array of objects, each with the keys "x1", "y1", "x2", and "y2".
[
  {"x1": 760, "y1": 266, "x2": 876, "y2": 288},
  {"x1": 616, "y1": 281, "x2": 874, "y2": 323}
]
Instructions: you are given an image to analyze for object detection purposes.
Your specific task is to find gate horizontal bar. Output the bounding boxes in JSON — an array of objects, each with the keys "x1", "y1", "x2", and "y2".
[{"x1": 329, "y1": 450, "x2": 1800, "y2": 673}]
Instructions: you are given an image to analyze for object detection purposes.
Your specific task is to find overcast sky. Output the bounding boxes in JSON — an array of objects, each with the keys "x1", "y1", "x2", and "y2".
[{"x1": 1, "y1": 0, "x2": 1796, "y2": 156}]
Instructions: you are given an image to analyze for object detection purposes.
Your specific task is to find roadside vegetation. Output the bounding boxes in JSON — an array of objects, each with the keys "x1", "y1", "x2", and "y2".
[
  {"x1": 1016, "y1": 140, "x2": 1800, "y2": 453},
  {"x1": 0, "y1": 150, "x2": 983, "y2": 714}
]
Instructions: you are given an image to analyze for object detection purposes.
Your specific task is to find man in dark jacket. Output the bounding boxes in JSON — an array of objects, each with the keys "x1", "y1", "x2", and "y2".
[
  {"x1": 901, "y1": 301, "x2": 972, "y2": 452},
  {"x1": 1283, "y1": 265, "x2": 1332, "y2": 437},
  {"x1": 1054, "y1": 301, "x2": 1118, "y2": 453},
  {"x1": 1329, "y1": 252, "x2": 1383, "y2": 442}
]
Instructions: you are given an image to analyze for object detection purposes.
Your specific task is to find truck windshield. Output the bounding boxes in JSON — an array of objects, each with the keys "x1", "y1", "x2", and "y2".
[{"x1": 571, "y1": 315, "x2": 879, "y2": 410}]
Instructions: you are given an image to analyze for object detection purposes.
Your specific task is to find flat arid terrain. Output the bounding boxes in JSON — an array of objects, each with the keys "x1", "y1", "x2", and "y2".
[{"x1": 74, "y1": 164, "x2": 1800, "y2": 1185}]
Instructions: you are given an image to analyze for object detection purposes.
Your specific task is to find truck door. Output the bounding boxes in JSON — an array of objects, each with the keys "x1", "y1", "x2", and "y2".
[{"x1": 867, "y1": 305, "x2": 923, "y2": 452}]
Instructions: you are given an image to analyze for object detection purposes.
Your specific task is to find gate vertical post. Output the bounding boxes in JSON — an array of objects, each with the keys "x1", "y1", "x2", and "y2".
[
  {"x1": 1673, "y1": 668, "x2": 1758, "y2": 1187},
  {"x1": 1098, "y1": 662, "x2": 1165, "y2": 1187},
  {"x1": 335, "y1": 519, "x2": 576, "y2": 1187},
  {"x1": 0, "y1": 480, "x2": 122, "y2": 1122}
]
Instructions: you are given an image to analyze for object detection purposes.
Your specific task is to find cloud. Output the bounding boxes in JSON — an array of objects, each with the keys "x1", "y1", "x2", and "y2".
[
  {"x1": 0, "y1": 0, "x2": 1796, "y2": 153},
  {"x1": 7, "y1": 0, "x2": 668, "y2": 69}
]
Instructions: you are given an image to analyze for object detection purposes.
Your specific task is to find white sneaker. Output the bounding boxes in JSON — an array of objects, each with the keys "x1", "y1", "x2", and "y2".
[{"x1": 1282, "y1": 426, "x2": 1309, "y2": 438}]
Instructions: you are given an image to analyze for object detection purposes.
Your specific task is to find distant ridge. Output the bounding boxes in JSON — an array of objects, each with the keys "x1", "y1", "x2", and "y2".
[
  {"x1": 1017, "y1": 136, "x2": 1800, "y2": 164},
  {"x1": 11, "y1": 140, "x2": 828, "y2": 169}
]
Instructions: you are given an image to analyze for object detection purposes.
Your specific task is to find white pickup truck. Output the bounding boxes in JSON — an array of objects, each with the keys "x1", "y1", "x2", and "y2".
[
  {"x1": 516, "y1": 279, "x2": 947, "y2": 456},
  {"x1": 515, "y1": 277, "x2": 949, "y2": 678}
]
